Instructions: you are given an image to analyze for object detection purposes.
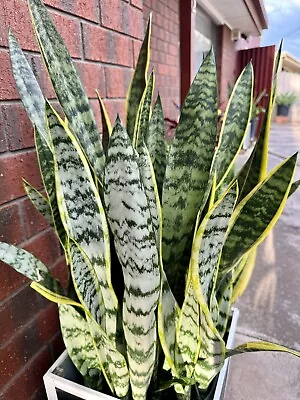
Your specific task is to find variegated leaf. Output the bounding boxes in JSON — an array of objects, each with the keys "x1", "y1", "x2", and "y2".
[
  {"x1": 68, "y1": 240, "x2": 104, "y2": 327},
  {"x1": 193, "y1": 309, "x2": 225, "y2": 390},
  {"x1": 177, "y1": 279, "x2": 200, "y2": 378},
  {"x1": 35, "y1": 124, "x2": 66, "y2": 247},
  {"x1": 220, "y1": 153, "x2": 297, "y2": 276},
  {"x1": 145, "y1": 94, "x2": 167, "y2": 198},
  {"x1": 8, "y1": 29, "x2": 49, "y2": 147},
  {"x1": 29, "y1": 0, "x2": 104, "y2": 180},
  {"x1": 213, "y1": 63, "x2": 253, "y2": 187},
  {"x1": 104, "y1": 118, "x2": 160, "y2": 400},
  {"x1": 126, "y1": 15, "x2": 151, "y2": 140},
  {"x1": 226, "y1": 340, "x2": 300, "y2": 359},
  {"x1": 197, "y1": 184, "x2": 238, "y2": 305},
  {"x1": 23, "y1": 179, "x2": 53, "y2": 226},
  {"x1": 47, "y1": 103, "x2": 118, "y2": 342},
  {"x1": 96, "y1": 91, "x2": 112, "y2": 155},
  {"x1": 237, "y1": 44, "x2": 283, "y2": 201},
  {"x1": 134, "y1": 71, "x2": 155, "y2": 150},
  {"x1": 59, "y1": 304, "x2": 104, "y2": 391},
  {"x1": 162, "y1": 50, "x2": 218, "y2": 297},
  {"x1": 138, "y1": 144, "x2": 159, "y2": 243},
  {"x1": 87, "y1": 316, "x2": 129, "y2": 398},
  {"x1": 0, "y1": 243, "x2": 62, "y2": 293},
  {"x1": 216, "y1": 271, "x2": 233, "y2": 337}
]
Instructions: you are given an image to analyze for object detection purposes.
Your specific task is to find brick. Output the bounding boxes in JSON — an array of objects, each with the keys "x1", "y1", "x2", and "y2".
[
  {"x1": 0, "y1": 51, "x2": 20, "y2": 101},
  {"x1": 0, "y1": 150, "x2": 42, "y2": 205},
  {"x1": 83, "y1": 24, "x2": 132, "y2": 67},
  {"x1": 44, "y1": 0, "x2": 99, "y2": 23},
  {"x1": 0, "y1": 285, "x2": 41, "y2": 342},
  {"x1": 74, "y1": 61, "x2": 106, "y2": 98},
  {"x1": 0, "y1": 104, "x2": 34, "y2": 151},
  {"x1": 0, "y1": 263, "x2": 28, "y2": 303},
  {"x1": 0, "y1": 306, "x2": 58, "y2": 388},
  {"x1": 103, "y1": 99, "x2": 126, "y2": 125},
  {"x1": 0, "y1": 202, "x2": 24, "y2": 244},
  {"x1": 100, "y1": 0, "x2": 143, "y2": 39},
  {"x1": 131, "y1": 0, "x2": 143, "y2": 9},
  {"x1": 50, "y1": 12, "x2": 82, "y2": 59},
  {"x1": 21, "y1": 197, "x2": 49, "y2": 239},
  {"x1": 0, "y1": 0, "x2": 38, "y2": 51},
  {"x1": 105, "y1": 67, "x2": 132, "y2": 98},
  {"x1": 0, "y1": 346, "x2": 51, "y2": 400},
  {"x1": 23, "y1": 229, "x2": 61, "y2": 267}
]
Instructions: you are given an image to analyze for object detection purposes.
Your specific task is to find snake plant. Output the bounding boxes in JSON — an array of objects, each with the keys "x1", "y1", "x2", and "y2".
[{"x1": 2, "y1": 0, "x2": 300, "y2": 399}]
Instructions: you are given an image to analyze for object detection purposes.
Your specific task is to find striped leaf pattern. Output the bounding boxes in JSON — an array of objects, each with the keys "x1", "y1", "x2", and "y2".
[
  {"x1": 59, "y1": 304, "x2": 104, "y2": 391},
  {"x1": 194, "y1": 309, "x2": 225, "y2": 390},
  {"x1": 23, "y1": 179, "x2": 53, "y2": 226},
  {"x1": 8, "y1": 29, "x2": 48, "y2": 147},
  {"x1": 162, "y1": 50, "x2": 218, "y2": 294},
  {"x1": 104, "y1": 119, "x2": 160, "y2": 399},
  {"x1": 35, "y1": 122, "x2": 66, "y2": 246},
  {"x1": 196, "y1": 184, "x2": 238, "y2": 305},
  {"x1": 220, "y1": 154, "x2": 297, "y2": 275},
  {"x1": 47, "y1": 104, "x2": 118, "y2": 342},
  {"x1": 87, "y1": 316, "x2": 129, "y2": 398},
  {"x1": 177, "y1": 279, "x2": 200, "y2": 378},
  {"x1": 138, "y1": 144, "x2": 159, "y2": 243},
  {"x1": 29, "y1": 0, "x2": 104, "y2": 180},
  {"x1": 68, "y1": 240, "x2": 105, "y2": 327},
  {"x1": 145, "y1": 94, "x2": 167, "y2": 198},
  {"x1": 126, "y1": 16, "x2": 151, "y2": 140},
  {"x1": 213, "y1": 63, "x2": 253, "y2": 187},
  {"x1": 290, "y1": 179, "x2": 300, "y2": 197},
  {"x1": 216, "y1": 271, "x2": 233, "y2": 337},
  {"x1": 134, "y1": 71, "x2": 155, "y2": 150},
  {"x1": 231, "y1": 249, "x2": 256, "y2": 303},
  {"x1": 0, "y1": 243, "x2": 62, "y2": 294}
]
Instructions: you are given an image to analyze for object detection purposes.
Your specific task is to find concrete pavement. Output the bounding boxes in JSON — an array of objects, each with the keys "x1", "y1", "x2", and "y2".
[{"x1": 224, "y1": 124, "x2": 300, "y2": 400}]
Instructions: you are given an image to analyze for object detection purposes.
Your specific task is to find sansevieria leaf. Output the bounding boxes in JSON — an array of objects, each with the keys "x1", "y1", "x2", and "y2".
[
  {"x1": 162, "y1": 50, "x2": 218, "y2": 297},
  {"x1": 59, "y1": 304, "x2": 104, "y2": 391},
  {"x1": 213, "y1": 63, "x2": 253, "y2": 187},
  {"x1": 8, "y1": 29, "x2": 49, "y2": 147},
  {"x1": 28, "y1": 0, "x2": 105, "y2": 180},
  {"x1": 96, "y1": 90, "x2": 112, "y2": 155},
  {"x1": 0, "y1": 243, "x2": 62, "y2": 294},
  {"x1": 46, "y1": 103, "x2": 118, "y2": 342},
  {"x1": 87, "y1": 316, "x2": 129, "y2": 398},
  {"x1": 145, "y1": 94, "x2": 167, "y2": 198},
  {"x1": 134, "y1": 71, "x2": 155, "y2": 150},
  {"x1": 226, "y1": 341, "x2": 300, "y2": 359},
  {"x1": 23, "y1": 179, "x2": 53, "y2": 226},
  {"x1": 68, "y1": 240, "x2": 105, "y2": 327},
  {"x1": 126, "y1": 15, "x2": 151, "y2": 140},
  {"x1": 220, "y1": 153, "x2": 298, "y2": 275},
  {"x1": 104, "y1": 118, "x2": 160, "y2": 400}
]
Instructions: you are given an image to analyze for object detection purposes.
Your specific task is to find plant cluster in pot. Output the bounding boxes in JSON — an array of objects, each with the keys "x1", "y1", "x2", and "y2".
[
  {"x1": 2, "y1": 1, "x2": 300, "y2": 399},
  {"x1": 275, "y1": 91, "x2": 297, "y2": 120}
]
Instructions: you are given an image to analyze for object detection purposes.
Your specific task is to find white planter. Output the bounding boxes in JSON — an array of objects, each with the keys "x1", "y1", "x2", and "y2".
[{"x1": 44, "y1": 308, "x2": 239, "y2": 400}]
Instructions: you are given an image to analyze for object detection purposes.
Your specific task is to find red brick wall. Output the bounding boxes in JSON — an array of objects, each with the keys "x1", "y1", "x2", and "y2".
[
  {"x1": 143, "y1": 0, "x2": 180, "y2": 134},
  {"x1": 0, "y1": 1, "x2": 144, "y2": 398}
]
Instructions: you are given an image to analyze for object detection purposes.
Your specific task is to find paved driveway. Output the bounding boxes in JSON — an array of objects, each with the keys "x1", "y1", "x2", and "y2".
[{"x1": 225, "y1": 124, "x2": 300, "y2": 400}]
